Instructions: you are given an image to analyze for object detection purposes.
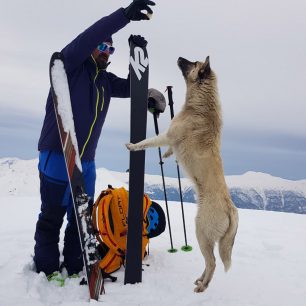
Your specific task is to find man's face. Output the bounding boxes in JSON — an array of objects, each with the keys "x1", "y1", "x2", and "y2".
[{"x1": 92, "y1": 42, "x2": 114, "y2": 69}]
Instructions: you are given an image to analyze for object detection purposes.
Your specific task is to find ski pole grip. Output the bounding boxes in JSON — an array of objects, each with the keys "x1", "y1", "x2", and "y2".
[
  {"x1": 166, "y1": 86, "x2": 175, "y2": 119},
  {"x1": 153, "y1": 112, "x2": 159, "y2": 135}
]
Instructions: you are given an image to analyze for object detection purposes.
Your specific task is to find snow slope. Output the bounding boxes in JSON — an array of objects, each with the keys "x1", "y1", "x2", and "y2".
[{"x1": 0, "y1": 159, "x2": 306, "y2": 305}]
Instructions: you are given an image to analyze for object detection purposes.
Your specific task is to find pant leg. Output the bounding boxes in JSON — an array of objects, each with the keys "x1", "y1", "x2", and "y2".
[
  {"x1": 34, "y1": 172, "x2": 67, "y2": 275},
  {"x1": 63, "y1": 160, "x2": 96, "y2": 275},
  {"x1": 34, "y1": 151, "x2": 69, "y2": 275}
]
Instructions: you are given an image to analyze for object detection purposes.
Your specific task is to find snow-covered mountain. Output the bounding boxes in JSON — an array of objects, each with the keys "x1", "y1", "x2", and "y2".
[
  {"x1": 1, "y1": 157, "x2": 306, "y2": 214},
  {"x1": 108, "y1": 169, "x2": 306, "y2": 214}
]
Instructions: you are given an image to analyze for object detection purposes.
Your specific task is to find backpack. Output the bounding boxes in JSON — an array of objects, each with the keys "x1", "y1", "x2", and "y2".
[{"x1": 92, "y1": 186, "x2": 164, "y2": 275}]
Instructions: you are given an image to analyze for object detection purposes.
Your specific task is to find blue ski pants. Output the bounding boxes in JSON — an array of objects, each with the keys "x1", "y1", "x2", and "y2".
[{"x1": 34, "y1": 151, "x2": 96, "y2": 276}]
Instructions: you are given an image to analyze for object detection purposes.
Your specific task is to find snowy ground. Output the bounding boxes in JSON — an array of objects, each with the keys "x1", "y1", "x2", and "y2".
[{"x1": 0, "y1": 194, "x2": 306, "y2": 306}]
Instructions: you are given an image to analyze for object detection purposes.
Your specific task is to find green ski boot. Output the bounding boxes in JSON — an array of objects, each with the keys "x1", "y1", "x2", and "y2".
[{"x1": 47, "y1": 271, "x2": 65, "y2": 287}]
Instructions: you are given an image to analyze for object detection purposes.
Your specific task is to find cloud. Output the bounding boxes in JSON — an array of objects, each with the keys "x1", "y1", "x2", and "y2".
[{"x1": 221, "y1": 128, "x2": 306, "y2": 179}]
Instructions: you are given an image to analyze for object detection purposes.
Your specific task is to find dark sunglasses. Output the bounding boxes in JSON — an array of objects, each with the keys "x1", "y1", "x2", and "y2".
[{"x1": 97, "y1": 43, "x2": 115, "y2": 55}]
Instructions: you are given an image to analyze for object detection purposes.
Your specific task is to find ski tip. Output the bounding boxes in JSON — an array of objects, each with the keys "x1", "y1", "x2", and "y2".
[
  {"x1": 50, "y1": 52, "x2": 64, "y2": 66},
  {"x1": 181, "y1": 245, "x2": 193, "y2": 252}
]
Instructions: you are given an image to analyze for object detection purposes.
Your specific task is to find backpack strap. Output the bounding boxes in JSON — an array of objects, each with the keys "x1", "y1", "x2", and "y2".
[
  {"x1": 98, "y1": 247, "x2": 123, "y2": 274},
  {"x1": 94, "y1": 189, "x2": 125, "y2": 257},
  {"x1": 93, "y1": 188, "x2": 126, "y2": 274},
  {"x1": 143, "y1": 194, "x2": 151, "y2": 232},
  {"x1": 108, "y1": 187, "x2": 129, "y2": 252}
]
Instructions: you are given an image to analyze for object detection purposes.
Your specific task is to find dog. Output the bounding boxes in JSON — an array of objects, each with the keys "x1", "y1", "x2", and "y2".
[{"x1": 126, "y1": 56, "x2": 239, "y2": 293}]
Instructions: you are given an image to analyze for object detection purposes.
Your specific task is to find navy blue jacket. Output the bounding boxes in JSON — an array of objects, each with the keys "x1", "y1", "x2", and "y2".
[{"x1": 38, "y1": 8, "x2": 130, "y2": 160}]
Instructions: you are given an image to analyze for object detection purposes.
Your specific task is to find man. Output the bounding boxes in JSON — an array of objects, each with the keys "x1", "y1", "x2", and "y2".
[{"x1": 34, "y1": 0, "x2": 155, "y2": 284}]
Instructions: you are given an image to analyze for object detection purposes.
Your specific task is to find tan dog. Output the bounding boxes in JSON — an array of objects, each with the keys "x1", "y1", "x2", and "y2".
[{"x1": 126, "y1": 56, "x2": 239, "y2": 293}]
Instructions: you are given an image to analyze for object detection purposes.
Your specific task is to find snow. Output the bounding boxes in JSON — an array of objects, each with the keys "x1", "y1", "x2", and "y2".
[
  {"x1": 0, "y1": 160, "x2": 306, "y2": 305},
  {"x1": 51, "y1": 59, "x2": 82, "y2": 171},
  {"x1": 227, "y1": 171, "x2": 306, "y2": 195}
]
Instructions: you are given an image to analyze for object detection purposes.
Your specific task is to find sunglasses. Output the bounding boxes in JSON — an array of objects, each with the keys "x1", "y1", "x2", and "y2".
[{"x1": 97, "y1": 43, "x2": 115, "y2": 55}]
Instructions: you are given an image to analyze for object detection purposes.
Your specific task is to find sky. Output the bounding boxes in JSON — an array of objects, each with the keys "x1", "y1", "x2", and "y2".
[{"x1": 0, "y1": 0, "x2": 306, "y2": 180}]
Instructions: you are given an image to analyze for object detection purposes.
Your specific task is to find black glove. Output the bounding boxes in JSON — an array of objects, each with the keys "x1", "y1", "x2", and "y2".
[
  {"x1": 124, "y1": 0, "x2": 156, "y2": 21},
  {"x1": 147, "y1": 88, "x2": 166, "y2": 116},
  {"x1": 128, "y1": 35, "x2": 147, "y2": 48}
]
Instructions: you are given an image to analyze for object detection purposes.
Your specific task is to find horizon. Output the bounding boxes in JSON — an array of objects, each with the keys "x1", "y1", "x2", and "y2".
[{"x1": 1, "y1": 156, "x2": 306, "y2": 216}]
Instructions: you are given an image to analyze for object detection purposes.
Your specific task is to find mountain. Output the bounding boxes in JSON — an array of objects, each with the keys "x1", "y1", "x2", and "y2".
[
  {"x1": 1, "y1": 157, "x2": 306, "y2": 214},
  {"x1": 108, "y1": 170, "x2": 306, "y2": 214}
]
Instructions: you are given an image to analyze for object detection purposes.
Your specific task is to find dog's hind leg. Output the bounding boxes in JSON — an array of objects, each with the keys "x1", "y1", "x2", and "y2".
[
  {"x1": 126, "y1": 132, "x2": 169, "y2": 151},
  {"x1": 162, "y1": 146, "x2": 173, "y2": 158},
  {"x1": 194, "y1": 235, "x2": 216, "y2": 293},
  {"x1": 218, "y1": 208, "x2": 239, "y2": 271}
]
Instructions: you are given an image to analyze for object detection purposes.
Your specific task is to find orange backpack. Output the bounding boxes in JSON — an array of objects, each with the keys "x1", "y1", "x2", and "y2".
[{"x1": 92, "y1": 186, "x2": 152, "y2": 274}]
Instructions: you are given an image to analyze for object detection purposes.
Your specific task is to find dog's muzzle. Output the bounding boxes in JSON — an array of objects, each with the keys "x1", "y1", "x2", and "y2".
[{"x1": 177, "y1": 57, "x2": 193, "y2": 77}]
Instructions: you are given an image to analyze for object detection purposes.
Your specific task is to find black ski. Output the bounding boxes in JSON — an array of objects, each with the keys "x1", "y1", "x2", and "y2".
[
  {"x1": 49, "y1": 52, "x2": 103, "y2": 300},
  {"x1": 124, "y1": 35, "x2": 149, "y2": 284}
]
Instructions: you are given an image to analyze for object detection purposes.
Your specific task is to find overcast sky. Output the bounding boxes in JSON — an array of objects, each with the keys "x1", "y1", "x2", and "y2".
[{"x1": 0, "y1": 0, "x2": 305, "y2": 180}]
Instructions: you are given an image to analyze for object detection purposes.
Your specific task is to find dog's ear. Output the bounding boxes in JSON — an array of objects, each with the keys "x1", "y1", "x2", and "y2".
[{"x1": 198, "y1": 56, "x2": 211, "y2": 80}]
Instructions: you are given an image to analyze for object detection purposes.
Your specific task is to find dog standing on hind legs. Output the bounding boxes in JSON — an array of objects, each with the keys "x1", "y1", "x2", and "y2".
[{"x1": 126, "y1": 56, "x2": 239, "y2": 293}]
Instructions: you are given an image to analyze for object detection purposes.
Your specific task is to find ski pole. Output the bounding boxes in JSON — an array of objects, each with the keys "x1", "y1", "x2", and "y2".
[
  {"x1": 166, "y1": 86, "x2": 192, "y2": 252},
  {"x1": 152, "y1": 111, "x2": 177, "y2": 253}
]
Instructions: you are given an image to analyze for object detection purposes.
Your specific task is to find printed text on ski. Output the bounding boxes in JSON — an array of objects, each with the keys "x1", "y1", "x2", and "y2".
[{"x1": 130, "y1": 47, "x2": 149, "y2": 80}]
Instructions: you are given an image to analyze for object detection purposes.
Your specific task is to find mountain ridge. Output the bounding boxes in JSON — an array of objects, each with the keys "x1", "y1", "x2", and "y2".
[{"x1": 1, "y1": 157, "x2": 306, "y2": 214}]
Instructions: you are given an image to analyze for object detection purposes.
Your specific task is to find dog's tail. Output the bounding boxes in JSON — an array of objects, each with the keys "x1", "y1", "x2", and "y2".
[{"x1": 218, "y1": 205, "x2": 239, "y2": 272}]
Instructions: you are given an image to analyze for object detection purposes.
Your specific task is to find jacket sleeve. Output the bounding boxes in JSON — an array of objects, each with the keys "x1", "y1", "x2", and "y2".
[
  {"x1": 61, "y1": 8, "x2": 130, "y2": 73},
  {"x1": 108, "y1": 72, "x2": 130, "y2": 98}
]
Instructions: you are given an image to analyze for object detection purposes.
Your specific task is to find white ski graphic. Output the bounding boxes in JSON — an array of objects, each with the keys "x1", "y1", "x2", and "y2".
[{"x1": 130, "y1": 46, "x2": 149, "y2": 80}]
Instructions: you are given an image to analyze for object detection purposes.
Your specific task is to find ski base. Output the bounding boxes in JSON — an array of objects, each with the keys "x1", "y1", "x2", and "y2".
[
  {"x1": 124, "y1": 35, "x2": 149, "y2": 285},
  {"x1": 49, "y1": 52, "x2": 103, "y2": 301}
]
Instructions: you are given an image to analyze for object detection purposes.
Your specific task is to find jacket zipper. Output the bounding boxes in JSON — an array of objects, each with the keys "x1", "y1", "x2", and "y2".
[{"x1": 80, "y1": 57, "x2": 105, "y2": 159}]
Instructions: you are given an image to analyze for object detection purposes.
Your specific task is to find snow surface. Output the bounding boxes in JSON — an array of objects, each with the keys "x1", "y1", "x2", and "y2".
[{"x1": 0, "y1": 160, "x2": 306, "y2": 305}]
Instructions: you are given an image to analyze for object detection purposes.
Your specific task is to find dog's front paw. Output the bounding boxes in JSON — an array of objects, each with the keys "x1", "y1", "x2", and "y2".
[
  {"x1": 194, "y1": 281, "x2": 207, "y2": 293},
  {"x1": 126, "y1": 143, "x2": 136, "y2": 151},
  {"x1": 125, "y1": 143, "x2": 146, "y2": 151}
]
